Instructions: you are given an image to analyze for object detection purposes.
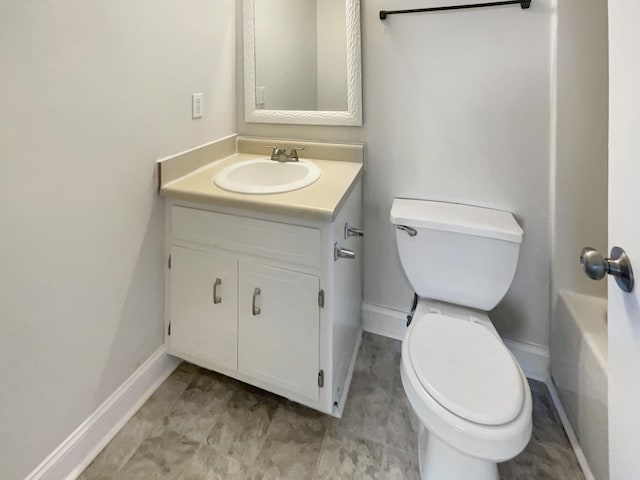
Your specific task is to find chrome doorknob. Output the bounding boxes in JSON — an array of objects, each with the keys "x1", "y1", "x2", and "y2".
[
  {"x1": 580, "y1": 246, "x2": 634, "y2": 293},
  {"x1": 580, "y1": 248, "x2": 607, "y2": 280}
]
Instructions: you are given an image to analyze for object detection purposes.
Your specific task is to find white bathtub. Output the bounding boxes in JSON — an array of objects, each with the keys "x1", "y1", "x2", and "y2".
[{"x1": 550, "y1": 291, "x2": 608, "y2": 480}]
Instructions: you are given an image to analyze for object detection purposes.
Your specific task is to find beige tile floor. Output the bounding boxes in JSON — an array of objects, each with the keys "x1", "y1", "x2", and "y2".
[{"x1": 79, "y1": 333, "x2": 585, "y2": 480}]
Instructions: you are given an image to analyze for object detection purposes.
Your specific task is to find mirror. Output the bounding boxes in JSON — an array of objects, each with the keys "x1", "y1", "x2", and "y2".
[{"x1": 243, "y1": 0, "x2": 362, "y2": 126}]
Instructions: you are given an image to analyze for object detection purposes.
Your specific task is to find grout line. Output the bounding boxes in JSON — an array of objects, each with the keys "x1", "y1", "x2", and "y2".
[
  {"x1": 250, "y1": 401, "x2": 281, "y2": 474},
  {"x1": 111, "y1": 371, "x2": 198, "y2": 475},
  {"x1": 309, "y1": 421, "x2": 332, "y2": 480},
  {"x1": 248, "y1": 413, "x2": 273, "y2": 468},
  {"x1": 374, "y1": 439, "x2": 387, "y2": 472},
  {"x1": 381, "y1": 444, "x2": 390, "y2": 474},
  {"x1": 110, "y1": 420, "x2": 155, "y2": 476}
]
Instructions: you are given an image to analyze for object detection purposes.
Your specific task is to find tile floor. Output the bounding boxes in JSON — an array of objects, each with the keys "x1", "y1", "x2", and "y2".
[{"x1": 79, "y1": 333, "x2": 585, "y2": 480}]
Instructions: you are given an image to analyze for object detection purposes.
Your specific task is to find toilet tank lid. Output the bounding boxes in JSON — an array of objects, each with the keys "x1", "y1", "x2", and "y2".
[{"x1": 390, "y1": 199, "x2": 523, "y2": 243}]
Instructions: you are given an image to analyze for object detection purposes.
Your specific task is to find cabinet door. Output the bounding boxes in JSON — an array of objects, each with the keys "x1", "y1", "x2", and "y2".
[
  {"x1": 238, "y1": 260, "x2": 320, "y2": 401},
  {"x1": 169, "y1": 246, "x2": 238, "y2": 371}
]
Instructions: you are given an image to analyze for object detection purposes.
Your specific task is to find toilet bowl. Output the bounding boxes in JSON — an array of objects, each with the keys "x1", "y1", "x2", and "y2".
[
  {"x1": 402, "y1": 300, "x2": 532, "y2": 479},
  {"x1": 390, "y1": 199, "x2": 532, "y2": 479}
]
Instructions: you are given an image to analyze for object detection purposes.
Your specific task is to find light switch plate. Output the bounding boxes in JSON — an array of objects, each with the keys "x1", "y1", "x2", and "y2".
[{"x1": 192, "y1": 93, "x2": 203, "y2": 118}]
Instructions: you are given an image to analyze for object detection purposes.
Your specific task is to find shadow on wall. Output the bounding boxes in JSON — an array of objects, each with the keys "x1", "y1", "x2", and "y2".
[
  {"x1": 492, "y1": 299, "x2": 525, "y2": 340},
  {"x1": 95, "y1": 177, "x2": 165, "y2": 403}
]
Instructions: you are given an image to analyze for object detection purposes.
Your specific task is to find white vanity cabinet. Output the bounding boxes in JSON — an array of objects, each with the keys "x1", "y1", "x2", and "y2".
[
  {"x1": 238, "y1": 260, "x2": 320, "y2": 401},
  {"x1": 169, "y1": 246, "x2": 238, "y2": 371},
  {"x1": 164, "y1": 180, "x2": 363, "y2": 416}
]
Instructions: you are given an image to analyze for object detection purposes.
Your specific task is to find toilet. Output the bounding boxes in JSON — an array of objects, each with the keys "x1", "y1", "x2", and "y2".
[{"x1": 390, "y1": 198, "x2": 532, "y2": 480}]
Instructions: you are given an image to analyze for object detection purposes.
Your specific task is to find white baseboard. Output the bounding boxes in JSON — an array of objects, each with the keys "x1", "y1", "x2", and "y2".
[
  {"x1": 362, "y1": 302, "x2": 408, "y2": 340},
  {"x1": 362, "y1": 302, "x2": 550, "y2": 381},
  {"x1": 546, "y1": 378, "x2": 596, "y2": 480},
  {"x1": 25, "y1": 347, "x2": 181, "y2": 480}
]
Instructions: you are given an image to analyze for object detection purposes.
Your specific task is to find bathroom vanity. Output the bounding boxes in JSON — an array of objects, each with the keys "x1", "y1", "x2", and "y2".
[{"x1": 159, "y1": 136, "x2": 364, "y2": 416}]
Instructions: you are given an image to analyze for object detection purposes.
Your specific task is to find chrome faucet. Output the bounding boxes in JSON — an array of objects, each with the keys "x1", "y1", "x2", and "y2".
[
  {"x1": 266, "y1": 145, "x2": 305, "y2": 162},
  {"x1": 266, "y1": 145, "x2": 288, "y2": 162}
]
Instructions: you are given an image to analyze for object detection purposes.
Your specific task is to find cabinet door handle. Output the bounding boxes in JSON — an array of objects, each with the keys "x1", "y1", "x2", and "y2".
[
  {"x1": 252, "y1": 287, "x2": 261, "y2": 315},
  {"x1": 213, "y1": 278, "x2": 222, "y2": 304}
]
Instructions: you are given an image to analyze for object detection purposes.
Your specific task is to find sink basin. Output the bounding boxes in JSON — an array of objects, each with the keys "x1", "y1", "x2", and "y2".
[{"x1": 214, "y1": 158, "x2": 322, "y2": 194}]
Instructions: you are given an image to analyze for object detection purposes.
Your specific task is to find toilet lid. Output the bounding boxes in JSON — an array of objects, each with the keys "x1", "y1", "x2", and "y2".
[{"x1": 408, "y1": 313, "x2": 524, "y2": 426}]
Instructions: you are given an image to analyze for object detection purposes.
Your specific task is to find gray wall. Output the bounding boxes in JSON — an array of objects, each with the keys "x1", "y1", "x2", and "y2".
[
  {"x1": 238, "y1": 0, "x2": 554, "y2": 348},
  {"x1": 0, "y1": 1, "x2": 236, "y2": 478},
  {"x1": 553, "y1": 0, "x2": 608, "y2": 300}
]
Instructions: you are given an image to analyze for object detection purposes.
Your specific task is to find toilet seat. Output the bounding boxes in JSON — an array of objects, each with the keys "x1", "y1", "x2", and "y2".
[
  {"x1": 408, "y1": 313, "x2": 524, "y2": 426},
  {"x1": 400, "y1": 311, "x2": 532, "y2": 462}
]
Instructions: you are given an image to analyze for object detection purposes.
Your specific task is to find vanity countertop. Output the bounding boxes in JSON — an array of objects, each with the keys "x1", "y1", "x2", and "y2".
[{"x1": 160, "y1": 153, "x2": 363, "y2": 222}]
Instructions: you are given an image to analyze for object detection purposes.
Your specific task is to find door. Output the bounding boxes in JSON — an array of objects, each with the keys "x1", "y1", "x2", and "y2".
[
  {"x1": 169, "y1": 246, "x2": 238, "y2": 371},
  {"x1": 238, "y1": 260, "x2": 320, "y2": 400},
  {"x1": 608, "y1": 2, "x2": 640, "y2": 478}
]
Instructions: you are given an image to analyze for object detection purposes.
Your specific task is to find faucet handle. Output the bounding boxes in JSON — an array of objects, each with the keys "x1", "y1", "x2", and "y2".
[
  {"x1": 266, "y1": 145, "x2": 284, "y2": 161},
  {"x1": 289, "y1": 146, "x2": 305, "y2": 161}
]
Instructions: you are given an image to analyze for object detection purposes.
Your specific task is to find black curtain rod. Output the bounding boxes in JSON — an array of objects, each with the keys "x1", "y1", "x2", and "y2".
[{"x1": 379, "y1": 0, "x2": 531, "y2": 20}]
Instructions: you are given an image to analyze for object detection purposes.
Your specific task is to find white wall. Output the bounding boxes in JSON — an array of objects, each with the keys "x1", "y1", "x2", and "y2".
[
  {"x1": 552, "y1": 0, "x2": 608, "y2": 299},
  {"x1": 0, "y1": 1, "x2": 236, "y2": 478},
  {"x1": 608, "y1": 2, "x2": 640, "y2": 477},
  {"x1": 255, "y1": 0, "x2": 317, "y2": 110},
  {"x1": 238, "y1": 0, "x2": 554, "y2": 348}
]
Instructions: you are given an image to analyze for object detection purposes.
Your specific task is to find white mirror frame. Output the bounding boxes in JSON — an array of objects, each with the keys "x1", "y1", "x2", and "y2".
[{"x1": 243, "y1": 0, "x2": 362, "y2": 126}]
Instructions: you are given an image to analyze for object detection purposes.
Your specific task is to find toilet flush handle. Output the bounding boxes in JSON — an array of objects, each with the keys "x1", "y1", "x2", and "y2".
[{"x1": 396, "y1": 225, "x2": 417, "y2": 237}]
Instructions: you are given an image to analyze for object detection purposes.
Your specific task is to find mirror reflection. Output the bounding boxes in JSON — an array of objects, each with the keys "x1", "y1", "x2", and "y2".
[{"x1": 253, "y1": 0, "x2": 348, "y2": 112}]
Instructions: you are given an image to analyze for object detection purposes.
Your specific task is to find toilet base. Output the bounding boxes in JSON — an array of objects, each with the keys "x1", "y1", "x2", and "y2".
[{"x1": 419, "y1": 425, "x2": 499, "y2": 480}]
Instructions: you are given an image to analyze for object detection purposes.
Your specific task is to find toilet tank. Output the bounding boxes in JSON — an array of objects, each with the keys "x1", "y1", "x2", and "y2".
[{"x1": 390, "y1": 199, "x2": 523, "y2": 311}]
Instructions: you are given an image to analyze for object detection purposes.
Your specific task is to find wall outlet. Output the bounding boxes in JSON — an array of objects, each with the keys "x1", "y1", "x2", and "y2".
[{"x1": 192, "y1": 93, "x2": 203, "y2": 118}]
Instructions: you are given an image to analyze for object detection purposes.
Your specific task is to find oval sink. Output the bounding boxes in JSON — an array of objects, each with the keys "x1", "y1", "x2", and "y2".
[{"x1": 214, "y1": 158, "x2": 322, "y2": 194}]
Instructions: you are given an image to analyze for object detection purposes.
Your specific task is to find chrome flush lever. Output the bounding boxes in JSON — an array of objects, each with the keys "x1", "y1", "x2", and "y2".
[{"x1": 396, "y1": 225, "x2": 417, "y2": 237}]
